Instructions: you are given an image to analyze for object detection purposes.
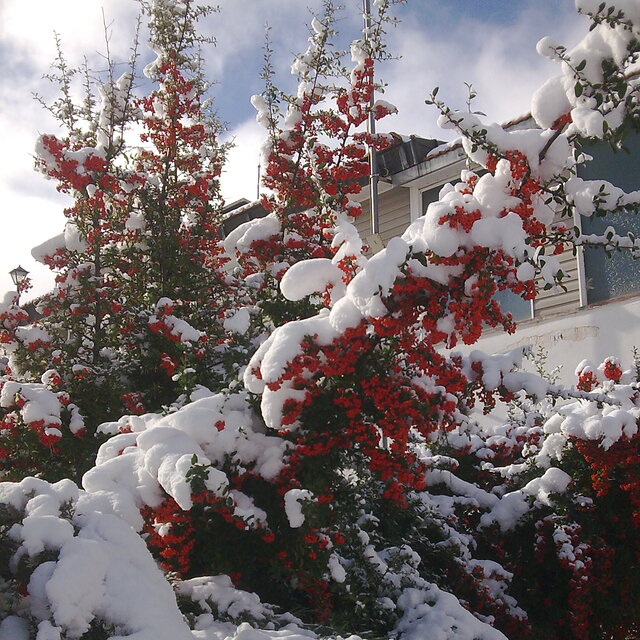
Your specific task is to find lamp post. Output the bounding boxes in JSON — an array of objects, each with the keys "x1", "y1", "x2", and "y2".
[{"x1": 9, "y1": 265, "x2": 29, "y2": 304}]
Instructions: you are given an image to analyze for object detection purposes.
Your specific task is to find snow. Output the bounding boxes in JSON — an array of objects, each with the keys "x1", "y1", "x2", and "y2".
[
  {"x1": 43, "y1": 537, "x2": 109, "y2": 636},
  {"x1": 11, "y1": 514, "x2": 74, "y2": 555},
  {"x1": 1, "y1": 479, "x2": 195, "y2": 640},
  {"x1": 96, "y1": 73, "x2": 133, "y2": 151},
  {"x1": 35, "y1": 620, "x2": 62, "y2": 640},
  {"x1": 251, "y1": 94, "x2": 272, "y2": 130},
  {"x1": 425, "y1": 468, "x2": 499, "y2": 511},
  {"x1": 280, "y1": 258, "x2": 345, "y2": 303},
  {"x1": 1, "y1": 381, "x2": 64, "y2": 430},
  {"x1": 224, "y1": 214, "x2": 281, "y2": 258},
  {"x1": 224, "y1": 307, "x2": 252, "y2": 334},
  {"x1": 0, "y1": 617, "x2": 29, "y2": 640},
  {"x1": 177, "y1": 575, "x2": 272, "y2": 622},
  {"x1": 64, "y1": 222, "x2": 88, "y2": 253},
  {"x1": 137, "y1": 426, "x2": 222, "y2": 509},
  {"x1": 542, "y1": 398, "x2": 639, "y2": 451},
  {"x1": 480, "y1": 468, "x2": 572, "y2": 531},
  {"x1": 125, "y1": 212, "x2": 147, "y2": 231},
  {"x1": 462, "y1": 348, "x2": 529, "y2": 392},
  {"x1": 260, "y1": 385, "x2": 309, "y2": 431},
  {"x1": 284, "y1": 489, "x2": 314, "y2": 528},
  {"x1": 395, "y1": 584, "x2": 508, "y2": 640},
  {"x1": 531, "y1": 1, "x2": 640, "y2": 136},
  {"x1": 531, "y1": 75, "x2": 572, "y2": 129},
  {"x1": 470, "y1": 213, "x2": 527, "y2": 258},
  {"x1": 328, "y1": 554, "x2": 346, "y2": 583},
  {"x1": 32, "y1": 234, "x2": 66, "y2": 264},
  {"x1": 328, "y1": 296, "x2": 365, "y2": 333},
  {"x1": 245, "y1": 312, "x2": 337, "y2": 391},
  {"x1": 564, "y1": 175, "x2": 640, "y2": 217},
  {"x1": 347, "y1": 237, "x2": 410, "y2": 315},
  {"x1": 149, "y1": 298, "x2": 205, "y2": 343},
  {"x1": 216, "y1": 623, "x2": 317, "y2": 640}
]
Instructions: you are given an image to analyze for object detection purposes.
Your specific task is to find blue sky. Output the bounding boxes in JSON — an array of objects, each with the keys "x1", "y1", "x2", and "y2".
[{"x1": 0, "y1": 0, "x2": 587, "y2": 298}]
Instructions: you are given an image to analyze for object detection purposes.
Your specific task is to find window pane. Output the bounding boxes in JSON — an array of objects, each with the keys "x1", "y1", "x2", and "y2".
[
  {"x1": 494, "y1": 288, "x2": 532, "y2": 321},
  {"x1": 421, "y1": 183, "x2": 446, "y2": 213},
  {"x1": 420, "y1": 179, "x2": 531, "y2": 322},
  {"x1": 579, "y1": 133, "x2": 640, "y2": 303}
]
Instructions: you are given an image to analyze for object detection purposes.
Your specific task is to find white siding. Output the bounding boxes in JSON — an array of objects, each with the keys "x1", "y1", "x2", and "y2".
[
  {"x1": 533, "y1": 210, "x2": 582, "y2": 318},
  {"x1": 356, "y1": 187, "x2": 411, "y2": 248},
  {"x1": 533, "y1": 248, "x2": 582, "y2": 318}
]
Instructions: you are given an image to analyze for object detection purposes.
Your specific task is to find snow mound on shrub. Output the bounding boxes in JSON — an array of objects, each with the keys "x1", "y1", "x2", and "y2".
[
  {"x1": 87, "y1": 390, "x2": 289, "y2": 526},
  {"x1": 0, "y1": 477, "x2": 194, "y2": 640}
]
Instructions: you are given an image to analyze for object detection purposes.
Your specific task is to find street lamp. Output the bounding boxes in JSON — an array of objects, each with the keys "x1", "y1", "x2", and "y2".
[
  {"x1": 9, "y1": 265, "x2": 29, "y2": 303},
  {"x1": 9, "y1": 265, "x2": 29, "y2": 288}
]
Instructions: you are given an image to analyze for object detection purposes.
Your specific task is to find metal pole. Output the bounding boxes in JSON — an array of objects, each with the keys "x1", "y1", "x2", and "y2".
[
  {"x1": 257, "y1": 163, "x2": 261, "y2": 200},
  {"x1": 363, "y1": 0, "x2": 388, "y2": 452},
  {"x1": 363, "y1": 0, "x2": 380, "y2": 236}
]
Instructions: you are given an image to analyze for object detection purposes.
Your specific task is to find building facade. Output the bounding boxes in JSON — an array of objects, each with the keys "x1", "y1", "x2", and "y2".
[
  {"x1": 352, "y1": 123, "x2": 640, "y2": 383},
  {"x1": 223, "y1": 122, "x2": 640, "y2": 383}
]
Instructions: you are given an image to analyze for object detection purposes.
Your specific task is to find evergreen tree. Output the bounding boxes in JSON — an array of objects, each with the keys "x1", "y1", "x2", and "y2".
[{"x1": 0, "y1": 0, "x2": 242, "y2": 483}]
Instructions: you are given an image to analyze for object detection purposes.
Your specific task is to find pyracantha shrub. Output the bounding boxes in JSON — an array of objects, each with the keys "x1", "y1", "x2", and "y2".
[
  {"x1": 0, "y1": 0, "x2": 256, "y2": 483},
  {"x1": 2, "y1": 1, "x2": 640, "y2": 639}
]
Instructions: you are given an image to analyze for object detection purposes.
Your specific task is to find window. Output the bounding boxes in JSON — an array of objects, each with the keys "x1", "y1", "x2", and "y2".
[
  {"x1": 493, "y1": 287, "x2": 533, "y2": 321},
  {"x1": 420, "y1": 180, "x2": 533, "y2": 322},
  {"x1": 578, "y1": 132, "x2": 640, "y2": 304},
  {"x1": 421, "y1": 182, "x2": 451, "y2": 213}
]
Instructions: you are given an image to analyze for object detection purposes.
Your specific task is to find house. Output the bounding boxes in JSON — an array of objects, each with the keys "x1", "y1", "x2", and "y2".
[
  {"x1": 353, "y1": 121, "x2": 640, "y2": 383},
  {"x1": 224, "y1": 121, "x2": 640, "y2": 383}
]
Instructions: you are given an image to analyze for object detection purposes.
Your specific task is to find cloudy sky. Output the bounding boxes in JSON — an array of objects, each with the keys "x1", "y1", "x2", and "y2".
[{"x1": 0, "y1": 0, "x2": 588, "y2": 299}]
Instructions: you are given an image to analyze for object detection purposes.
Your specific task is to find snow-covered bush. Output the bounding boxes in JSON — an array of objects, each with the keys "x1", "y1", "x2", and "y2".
[
  {"x1": 0, "y1": 477, "x2": 195, "y2": 640},
  {"x1": 0, "y1": 0, "x2": 257, "y2": 483},
  {"x1": 224, "y1": 0, "x2": 640, "y2": 635},
  {"x1": 2, "y1": 0, "x2": 640, "y2": 639}
]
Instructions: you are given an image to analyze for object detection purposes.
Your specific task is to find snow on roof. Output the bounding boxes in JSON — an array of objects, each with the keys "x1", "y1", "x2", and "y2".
[{"x1": 422, "y1": 113, "x2": 535, "y2": 165}]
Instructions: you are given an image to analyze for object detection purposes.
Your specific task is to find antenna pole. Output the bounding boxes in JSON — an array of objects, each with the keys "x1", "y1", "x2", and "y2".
[
  {"x1": 363, "y1": 0, "x2": 388, "y2": 452},
  {"x1": 363, "y1": 0, "x2": 380, "y2": 236},
  {"x1": 257, "y1": 163, "x2": 261, "y2": 200}
]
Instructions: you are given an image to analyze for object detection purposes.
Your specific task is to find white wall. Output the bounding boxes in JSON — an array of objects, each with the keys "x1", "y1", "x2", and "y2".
[{"x1": 462, "y1": 296, "x2": 640, "y2": 385}]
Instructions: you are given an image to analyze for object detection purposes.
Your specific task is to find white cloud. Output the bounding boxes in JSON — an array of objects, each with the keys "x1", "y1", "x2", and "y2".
[
  {"x1": 381, "y1": 4, "x2": 588, "y2": 140},
  {"x1": 0, "y1": 97, "x2": 68, "y2": 301},
  {"x1": 220, "y1": 118, "x2": 266, "y2": 204},
  {"x1": 0, "y1": 190, "x2": 65, "y2": 301},
  {"x1": 0, "y1": 0, "x2": 138, "y2": 71},
  {"x1": 0, "y1": 0, "x2": 595, "y2": 304}
]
